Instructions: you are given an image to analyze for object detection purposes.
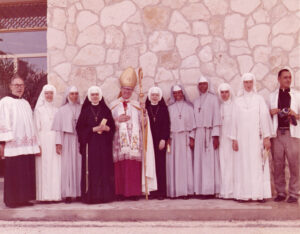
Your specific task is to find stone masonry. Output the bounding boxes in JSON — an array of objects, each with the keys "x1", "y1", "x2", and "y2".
[{"x1": 47, "y1": 0, "x2": 300, "y2": 104}]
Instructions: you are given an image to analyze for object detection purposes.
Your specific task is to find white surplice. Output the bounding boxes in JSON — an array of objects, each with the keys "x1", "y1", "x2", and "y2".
[
  {"x1": 230, "y1": 92, "x2": 273, "y2": 200},
  {"x1": 0, "y1": 96, "x2": 40, "y2": 157},
  {"x1": 34, "y1": 103, "x2": 61, "y2": 201}
]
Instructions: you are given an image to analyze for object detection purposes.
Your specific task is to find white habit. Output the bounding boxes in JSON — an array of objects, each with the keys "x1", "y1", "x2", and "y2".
[
  {"x1": 34, "y1": 85, "x2": 61, "y2": 201},
  {"x1": 218, "y1": 83, "x2": 235, "y2": 199},
  {"x1": 229, "y1": 74, "x2": 273, "y2": 200}
]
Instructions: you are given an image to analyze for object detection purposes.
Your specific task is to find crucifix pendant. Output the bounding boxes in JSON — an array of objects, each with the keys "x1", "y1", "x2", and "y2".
[
  {"x1": 179, "y1": 114, "x2": 182, "y2": 119},
  {"x1": 95, "y1": 117, "x2": 98, "y2": 122},
  {"x1": 153, "y1": 117, "x2": 156, "y2": 122},
  {"x1": 198, "y1": 107, "x2": 201, "y2": 113}
]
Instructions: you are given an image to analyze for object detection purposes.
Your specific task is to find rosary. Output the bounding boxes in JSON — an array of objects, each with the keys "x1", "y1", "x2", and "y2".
[
  {"x1": 176, "y1": 102, "x2": 184, "y2": 119},
  {"x1": 90, "y1": 106, "x2": 100, "y2": 123},
  {"x1": 70, "y1": 105, "x2": 79, "y2": 125},
  {"x1": 149, "y1": 105, "x2": 160, "y2": 122}
]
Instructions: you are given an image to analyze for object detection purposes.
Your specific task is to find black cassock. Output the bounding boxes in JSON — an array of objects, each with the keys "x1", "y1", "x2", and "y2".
[
  {"x1": 146, "y1": 98, "x2": 170, "y2": 197},
  {"x1": 76, "y1": 98, "x2": 115, "y2": 204}
]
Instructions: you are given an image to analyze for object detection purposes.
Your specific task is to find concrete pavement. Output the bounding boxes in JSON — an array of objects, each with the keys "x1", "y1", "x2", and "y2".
[
  {"x1": 0, "y1": 178, "x2": 299, "y2": 222},
  {"x1": 1, "y1": 220, "x2": 300, "y2": 234},
  {"x1": 0, "y1": 195, "x2": 299, "y2": 221}
]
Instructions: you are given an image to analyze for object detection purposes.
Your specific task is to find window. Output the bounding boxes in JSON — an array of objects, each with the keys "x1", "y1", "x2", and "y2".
[{"x1": 0, "y1": 1, "x2": 47, "y2": 108}]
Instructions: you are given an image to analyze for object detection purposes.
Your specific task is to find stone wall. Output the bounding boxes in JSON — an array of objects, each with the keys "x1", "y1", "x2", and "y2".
[{"x1": 47, "y1": 0, "x2": 300, "y2": 104}]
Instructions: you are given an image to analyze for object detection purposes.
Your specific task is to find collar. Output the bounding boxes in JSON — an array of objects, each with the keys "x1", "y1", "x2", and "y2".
[
  {"x1": 8, "y1": 93, "x2": 22, "y2": 99},
  {"x1": 279, "y1": 88, "x2": 290, "y2": 93}
]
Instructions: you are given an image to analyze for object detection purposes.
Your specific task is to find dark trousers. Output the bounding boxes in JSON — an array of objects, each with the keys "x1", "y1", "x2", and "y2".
[
  {"x1": 4, "y1": 154, "x2": 36, "y2": 206},
  {"x1": 272, "y1": 130, "x2": 300, "y2": 198}
]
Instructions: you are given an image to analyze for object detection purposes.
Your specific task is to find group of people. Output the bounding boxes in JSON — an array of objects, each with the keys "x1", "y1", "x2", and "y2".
[{"x1": 0, "y1": 67, "x2": 299, "y2": 208}]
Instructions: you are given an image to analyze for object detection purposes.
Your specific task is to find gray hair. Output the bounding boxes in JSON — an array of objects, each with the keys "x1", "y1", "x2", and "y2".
[{"x1": 10, "y1": 74, "x2": 25, "y2": 84}]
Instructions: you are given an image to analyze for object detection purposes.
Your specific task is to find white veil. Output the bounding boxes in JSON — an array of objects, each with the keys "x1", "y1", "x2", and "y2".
[
  {"x1": 169, "y1": 84, "x2": 193, "y2": 106},
  {"x1": 35, "y1": 84, "x2": 56, "y2": 110},
  {"x1": 237, "y1": 73, "x2": 257, "y2": 97}
]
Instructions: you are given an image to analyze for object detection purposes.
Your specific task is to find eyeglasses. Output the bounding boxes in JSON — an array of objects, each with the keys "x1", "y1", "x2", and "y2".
[{"x1": 11, "y1": 84, "x2": 25, "y2": 88}]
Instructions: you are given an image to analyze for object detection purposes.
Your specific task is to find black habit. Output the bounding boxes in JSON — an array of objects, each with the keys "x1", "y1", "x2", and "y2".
[
  {"x1": 146, "y1": 97, "x2": 170, "y2": 198},
  {"x1": 76, "y1": 97, "x2": 115, "y2": 204}
]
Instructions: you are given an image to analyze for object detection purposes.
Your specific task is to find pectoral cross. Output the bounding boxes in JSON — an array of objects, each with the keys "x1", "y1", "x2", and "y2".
[
  {"x1": 95, "y1": 117, "x2": 98, "y2": 122},
  {"x1": 198, "y1": 107, "x2": 201, "y2": 113},
  {"x1": 153, "y1": 117, "x2": 156, "y2": 122},
  {"x1": 179, "y1": 114, "x2": 182, "y2": 119}
]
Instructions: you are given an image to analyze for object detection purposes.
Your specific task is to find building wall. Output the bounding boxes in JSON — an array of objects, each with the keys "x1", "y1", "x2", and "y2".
[{"x1": 47, "y1": 0, "x2": 300, "y2": 104}]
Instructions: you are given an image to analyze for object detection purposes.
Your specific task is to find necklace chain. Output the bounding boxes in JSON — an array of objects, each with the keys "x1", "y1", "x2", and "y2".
[
  {"x1": 90, "y1": 106, "x2": 100, "y2": 122},
  {"x1": 149, "y1": 105, "x2": 160, "y2": 122},
  {"x1": 176, "y1": 102, "x2": 184, "y2": 119}
]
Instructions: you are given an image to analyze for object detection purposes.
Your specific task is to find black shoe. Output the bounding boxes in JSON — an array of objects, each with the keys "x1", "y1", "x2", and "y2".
[
  {"x1": 116, "y1": 195, "x2": 125, "y2": 201},
  {"x1": 274, "y1": 195, "x2": 286, "y2": 202},
  {"x1": 148, "y1": 194, "x2": 156, "y2": 200},
  {"x1": 257, "y1": 199, "x2": 267, "y2": 203},
  {"x1": 287, "y1": 196, "x2": 298, "y2": 204},
  {"x1": 22, "y1": 201, "x2": 34, "y2": 207},
  {"x1": 128, "y1": 196, "x2": 139, "y2": 201},
  {"x1": 6, "y1": 203, "x2": 20, "y2": 208},
  {"x1": 6, "y1": 201, "x2": 34, "y2": 208},
  {"x1": 65, "y1": 197, "x2": 72, "y2": 204},
  {"x1": 236, "y1": 199, "x2": 249, "y2": 203}
]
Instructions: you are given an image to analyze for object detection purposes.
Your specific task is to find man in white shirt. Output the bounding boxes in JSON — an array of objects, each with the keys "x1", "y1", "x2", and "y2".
[
  {"x1": 269, "y1": 68, "x2": 300, "y2": 204},
  {"x1": 0, "y1": 75, "x2": 40, "y2": 208}
]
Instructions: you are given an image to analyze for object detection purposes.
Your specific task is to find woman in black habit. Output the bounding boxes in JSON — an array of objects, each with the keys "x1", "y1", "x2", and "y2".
[
  {"x1": 146, "y1": 86, "x2": 170, "y2": 200},
  {"x1": 76, "y1": 86, "x2": 115, "y2": 204}
]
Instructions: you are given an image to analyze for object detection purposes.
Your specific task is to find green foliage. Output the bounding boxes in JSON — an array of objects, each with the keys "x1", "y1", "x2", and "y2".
[{"x1": 0, "y1": 58, "x2": 47, "y2": 109}]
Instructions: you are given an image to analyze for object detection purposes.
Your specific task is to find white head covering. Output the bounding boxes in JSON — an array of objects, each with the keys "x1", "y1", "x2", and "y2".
[
  {"x1": 147, "y1": 86, "x2": 162, "y2": 102},
  {"x1": 87, "y1": 86, "x2": 103, "y2": 103},
  {"x1": 62, "y1": 86, "x2": 80, "y2": 106},
  {"x1": 198, "y1": 75, "x2": 215, "y2": 94},
  {"x1": 169, "y1": 84, "x2": 193, "y2": 106},
  {"x1": 69, "y1": 86, "x2": 78, "y2": 93},
  {"x1": 217, "y1": 83, "x2": 234, "y2": 103},
  {"x1": 173, "y1": 85, "x2": 182, "y2": 92},
  {"x1": 198, "y1": 76, "x2": 208, "y2": 83},
  {"x1": 35, "y1": 84, "x2": 56, "y2": 110},
  {"x1": 237, "y1": 72, "x2": 257, "y2": 96}
]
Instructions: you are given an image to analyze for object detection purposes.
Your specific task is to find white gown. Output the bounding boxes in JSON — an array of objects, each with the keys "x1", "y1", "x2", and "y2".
[
  {"x1": 219, "y1": 101, "x2": 234, "y2": 199},
  {"x1": 230, "y1": 92, "x2": 273, "y2": 200},
  {"x1": 34, "y1": 104, "x2": 61, "y2": 201}
]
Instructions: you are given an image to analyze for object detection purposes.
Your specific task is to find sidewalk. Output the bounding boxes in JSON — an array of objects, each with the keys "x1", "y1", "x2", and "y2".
[{"x1": 0, "y1": 184, "x2": 299, "y2": 222}]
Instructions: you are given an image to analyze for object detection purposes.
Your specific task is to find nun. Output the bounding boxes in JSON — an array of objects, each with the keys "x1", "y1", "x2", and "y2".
[
  {"x1": 193, "y1": 76, "x2": 221, "y2": 198},
  {"x1": 76, "y1": 86, "x2": 115, "y2": 204},
  {"x1": 166, "y1": 84, "x2": 196, "y2": 199},
  {"x1": 146, "y1": 87, "x2": 170, "y2": 200},
  {"x1": 34, "y1": 84, "x2": 61, "y2": 202},
  {"x1": 52, "y1": 86, "x2": 82, "y2": 203},
  {"x1": 217, "y1": 83, "x2": 235, "y2": 199},
  {"x1": 229, "y1": 73, "x2": 273, "y2": 202}
]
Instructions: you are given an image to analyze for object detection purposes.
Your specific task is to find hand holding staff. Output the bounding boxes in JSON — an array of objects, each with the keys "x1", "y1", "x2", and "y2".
[{"x1": 138, "y1": 67, "x2": 149, "y2": 200}]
